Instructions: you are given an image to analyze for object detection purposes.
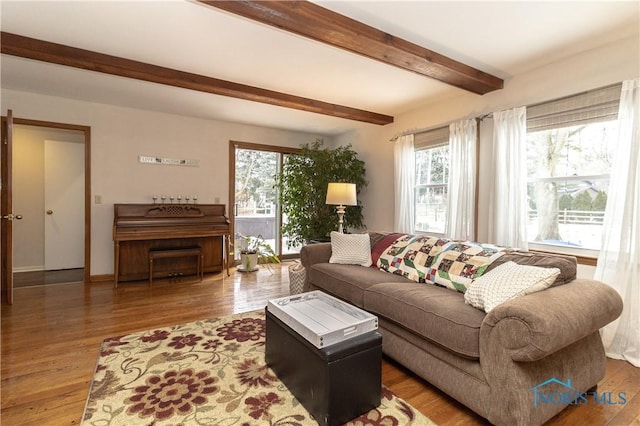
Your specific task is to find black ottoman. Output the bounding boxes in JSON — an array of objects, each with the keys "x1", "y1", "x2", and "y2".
[{"x1": 265, "y1": 308, "x2": 382, "y2": 426}]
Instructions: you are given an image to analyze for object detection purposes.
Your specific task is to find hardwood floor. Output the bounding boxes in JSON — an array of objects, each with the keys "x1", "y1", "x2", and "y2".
[{"x1": 1, "y1": 263, "x2": 638, "y2": 425}]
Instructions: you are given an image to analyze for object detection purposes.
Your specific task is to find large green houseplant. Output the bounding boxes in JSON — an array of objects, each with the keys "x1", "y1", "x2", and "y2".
[{"x1": 276, "y1": 139, "x2": 368, "y2": 247}]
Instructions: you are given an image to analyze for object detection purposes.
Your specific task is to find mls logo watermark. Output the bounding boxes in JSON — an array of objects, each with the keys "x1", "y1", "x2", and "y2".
[{"x1": 529, "y1": 378, "x2": 627, "y2": 408}]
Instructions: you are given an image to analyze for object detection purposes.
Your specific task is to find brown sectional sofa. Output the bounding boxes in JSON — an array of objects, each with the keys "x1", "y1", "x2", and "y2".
[{"x1": 300, "y1": 232, "x2": 623, "y2": 426}]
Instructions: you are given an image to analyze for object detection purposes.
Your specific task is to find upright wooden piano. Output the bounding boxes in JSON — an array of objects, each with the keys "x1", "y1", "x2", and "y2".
[{"x1": 113, "y1": 203, "x2": 230, "y2": 287}]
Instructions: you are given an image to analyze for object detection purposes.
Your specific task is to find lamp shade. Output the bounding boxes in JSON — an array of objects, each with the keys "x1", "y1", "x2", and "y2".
[{"x1": 325, "y1": 182, "x2": 357, "y2": 206}]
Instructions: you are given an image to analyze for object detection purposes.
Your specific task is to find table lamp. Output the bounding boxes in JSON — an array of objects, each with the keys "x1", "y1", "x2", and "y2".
[{"x1": 325, "y1": 182, "x2": 357, "y2": 233}]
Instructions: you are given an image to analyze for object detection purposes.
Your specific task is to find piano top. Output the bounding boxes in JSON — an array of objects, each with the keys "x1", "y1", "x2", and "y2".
[{"x1": 113, "y1": 203, "x2": 230, "y2": 241}]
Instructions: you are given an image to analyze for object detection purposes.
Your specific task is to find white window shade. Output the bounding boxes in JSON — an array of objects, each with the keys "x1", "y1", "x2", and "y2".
[
  {"x1": 414, "y1": 126, "x2": 449, "y2": 150},
  {"x1": 527, "y1": 83, "x2": 622, "y2": 132}
]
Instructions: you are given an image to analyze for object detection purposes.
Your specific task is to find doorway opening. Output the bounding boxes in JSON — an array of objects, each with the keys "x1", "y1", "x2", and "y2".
[
  {"x1": 13, "y1": 125, "x2": 86, "y2": 285},
  {"x1": 2, "y1": 114, "x2": 91, "y2": 303}
]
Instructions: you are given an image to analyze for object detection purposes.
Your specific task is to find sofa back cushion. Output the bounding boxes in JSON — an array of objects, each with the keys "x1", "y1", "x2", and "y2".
[
  {"x1": 486, "y1": 251, "x2": 577, "y2": 286},
  {"x1": 375, "y1": 234, "x2": 506, "y2": 293},
  {"x1": 309, "y1": 262, "x2": 411, "y2": 308},
  {"x1": 368, "y1": 232, "x2": 577, "y2": 288},
  {"x1": 376, "y1": 234, "x2": 450, "y2": 281},
  {"x1": 370, "y1": 232, "x2": 407, "y2": 266}
]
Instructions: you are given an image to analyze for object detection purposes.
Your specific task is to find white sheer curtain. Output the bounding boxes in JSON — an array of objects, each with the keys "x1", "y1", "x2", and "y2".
[
  {"x1": 394, "y1": 134, "x2": 415, "y2": 233},
  {"x1": 446, "y1": 119, "x2": 477, "y2": 240},
  {"x1": 595, "y1": 79, "x2": 640, "y2": 367},
  {"x1": 489, "y1": 107, "x2": 529, "y2": 250}
]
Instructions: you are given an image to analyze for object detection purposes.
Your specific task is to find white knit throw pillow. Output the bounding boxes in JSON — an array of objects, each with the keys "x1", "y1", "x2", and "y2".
[
  {"x1": 329, "y1": 231, "x2": 372, "y2": 267},
  {"x1": 464, "y1": 261, "x2": 560, "y2": 312}
]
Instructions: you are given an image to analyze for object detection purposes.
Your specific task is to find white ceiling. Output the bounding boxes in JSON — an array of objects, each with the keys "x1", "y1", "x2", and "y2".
[{"x1": 1, "y1": 1, "x2": 638, "y2": 135}]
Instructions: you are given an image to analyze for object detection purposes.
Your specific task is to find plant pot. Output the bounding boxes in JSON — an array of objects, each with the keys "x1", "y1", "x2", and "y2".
[{"x1": 238, "y1": 252, "x2": 259, "y2": 272}]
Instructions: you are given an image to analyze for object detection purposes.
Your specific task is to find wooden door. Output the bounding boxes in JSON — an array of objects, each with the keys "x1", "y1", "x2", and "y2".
[
  {"x1": 1, "y1": 110, "x2": 14, "y2": 304},
  {"x1": 44, "y1": 139, "x2": 85, "y2": 270}
]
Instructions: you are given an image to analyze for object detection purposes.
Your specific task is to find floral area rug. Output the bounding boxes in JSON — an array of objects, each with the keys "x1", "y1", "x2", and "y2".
[{"x1": 82, "y1": 310, "x2": 437, "y2": 425}]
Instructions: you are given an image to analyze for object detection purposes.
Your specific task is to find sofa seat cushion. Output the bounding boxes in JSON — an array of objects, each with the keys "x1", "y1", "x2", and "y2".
[
  {"x1": 364, "y1": 282, "x2": 485, "y2": 359},
  {"x1": 309, "y1": 264, "x2": 411, "y2": 308}
]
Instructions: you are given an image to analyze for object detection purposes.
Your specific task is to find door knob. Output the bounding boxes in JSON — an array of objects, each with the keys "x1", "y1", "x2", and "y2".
[
  {"x1": 1, "y1": 213, "x2": 22, "y2": 220},
  {"x1": 46, "y1": 210, "x2": 53, "y2": 215}
]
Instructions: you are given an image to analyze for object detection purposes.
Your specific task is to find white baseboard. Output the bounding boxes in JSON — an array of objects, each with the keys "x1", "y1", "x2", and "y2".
[{"x1": 13, "y1": 266, "x2": 45, "y2": 273}]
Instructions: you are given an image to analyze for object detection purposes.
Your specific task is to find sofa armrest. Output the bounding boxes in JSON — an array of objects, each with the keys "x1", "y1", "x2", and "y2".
[
  {"x1": 300, "y1": 242, "x2": 332, "y2": 267},
  {"x1": 300, "y1": 243, "x2": 332, "y2": 291},
  {"x1": 480, "y1": 279, "x2": 622, "y2": 362}
]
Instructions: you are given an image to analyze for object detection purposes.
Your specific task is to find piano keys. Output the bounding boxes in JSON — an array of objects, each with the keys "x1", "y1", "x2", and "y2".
[{"x1": 113, "y1": 203, "x2": 230, "y2": 287}]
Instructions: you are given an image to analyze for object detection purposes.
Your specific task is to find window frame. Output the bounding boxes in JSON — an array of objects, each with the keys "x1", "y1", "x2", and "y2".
[
  {"x1": 524, "y1": 83, "x2": 621, "y2": 262},
  {"x1": 413, "y1": 127, "x2": 450, "y2": 236},
  {"x1": 228, "y1": 140, "x2": 302, "y2": 265}
]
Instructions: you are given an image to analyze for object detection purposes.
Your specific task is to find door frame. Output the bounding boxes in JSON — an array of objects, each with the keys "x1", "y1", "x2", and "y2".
[
  {"x1": 1, "y1": 111, "x2": 14, "y2": 304},
  {"x1": 1, "y1": 115, "x2": 91, "y2": 298},
  {"x1": 228, "y1": 140, "x2": 301, "y2": 266}
]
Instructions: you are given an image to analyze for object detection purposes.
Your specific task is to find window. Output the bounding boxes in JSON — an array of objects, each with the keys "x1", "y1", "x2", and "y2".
[
  {"x1": 526, "y1": 84, "x2": 621, "y2": 253},
  {"x1": 414, "y1": 127, "x2": 450, "y2": 234}
]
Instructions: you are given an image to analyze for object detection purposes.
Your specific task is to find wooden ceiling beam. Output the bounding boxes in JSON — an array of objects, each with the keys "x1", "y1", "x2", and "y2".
[
  {"x1": 202, "y1": 0, "x2": 503, "y2": 95},
  {"x1": 0, "y1": 32, "x2": 393, "y2": 126}
]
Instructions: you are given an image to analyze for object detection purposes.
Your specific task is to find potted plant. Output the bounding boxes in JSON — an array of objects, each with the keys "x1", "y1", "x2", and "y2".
[
  {"x1": 275, "y1": 139, "x2": 368, "y2": 247},
  {"x1": 236, "y1": 233, "x2": 280, "y2": 272}
]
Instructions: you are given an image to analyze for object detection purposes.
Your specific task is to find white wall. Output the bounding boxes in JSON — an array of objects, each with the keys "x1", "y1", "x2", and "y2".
[
  {"x1": 2, "y1": 90, "x2": 330, "y2": 277},
  {"x1": 336, "y1": 35, "x2": 639, "y2": 236}
]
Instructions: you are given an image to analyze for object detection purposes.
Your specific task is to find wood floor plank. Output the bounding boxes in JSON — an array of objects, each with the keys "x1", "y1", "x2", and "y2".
[
  {"x1": 610, "y1": 390, "x2": 640, "y2": 425},
  {"x1": 1, "y1": 263, "x2": 638, "y2": 425}
]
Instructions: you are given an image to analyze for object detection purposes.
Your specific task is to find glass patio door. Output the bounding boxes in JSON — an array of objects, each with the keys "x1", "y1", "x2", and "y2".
[{"x1": 231, "y1": 142, "x2": 301, "y2": 263}]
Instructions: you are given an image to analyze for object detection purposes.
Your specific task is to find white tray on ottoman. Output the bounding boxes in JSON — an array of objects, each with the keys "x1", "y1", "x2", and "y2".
[{"x1": 267, "y1": 290, "x2": 378, "y2": 348}]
